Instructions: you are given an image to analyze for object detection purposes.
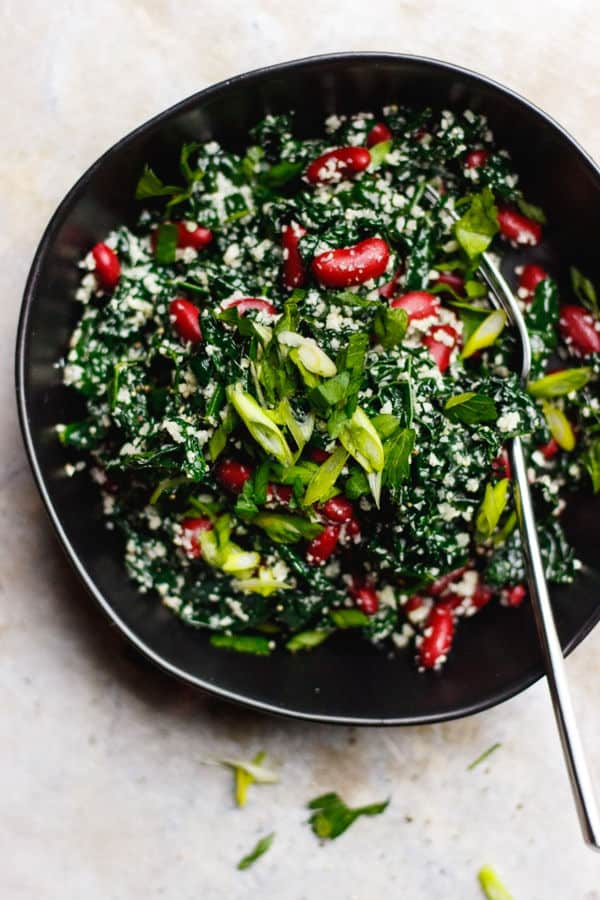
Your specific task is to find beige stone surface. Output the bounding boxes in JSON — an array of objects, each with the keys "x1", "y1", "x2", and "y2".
[{"x1": 2, "y1": 2, "x2": 600, "y2": 897}]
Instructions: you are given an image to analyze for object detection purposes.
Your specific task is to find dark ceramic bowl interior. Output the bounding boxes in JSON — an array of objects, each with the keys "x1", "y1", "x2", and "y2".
[{"x1": 16, "y1": 53, "x2": 600, "y2": 724}]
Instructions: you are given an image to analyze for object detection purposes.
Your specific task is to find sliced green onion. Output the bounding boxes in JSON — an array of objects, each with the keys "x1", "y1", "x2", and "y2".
[
  {"x1": 277, "y1": 398, "x2": 314, "y2": 451},
  {"x1": 367, "y1": 470, "x2": 383, "y2": 508},
  {"x1": 542, "y1": 401, "x2": 576, "y2": 451},
  {"x1": 252, "y1": 512, "x2": 323, "y2": 544},
  {"x1": 232, "y1": 566, "x2": 293, "y2": 596},
  {"x1": 528, "y1": 367, "x2": 591, "y2": 398},
  {"x1": 278, "y1": 330, "x2": 337, "y2": 377},
  {"x1": 462, "y1": 309, "x2": 507, "y2": 359},
  {"x1": 220, "y1": 545, "x2": 261, "y2": 576},
  {"x1": 227, "y1": 386, "x2": 294, "y2": 466},
  {"x1": 475, "y1": 478, "x2": 510, "y2": 540},
  {"x1": 369, "y1": 139, "x2": 392, "y2": 168},
  {"x1": 303, "y1": 445, "x2": 349, "y2": 506},
  {"x1": 338, "y1": 407, "x2": 385, "y2": 475},
  {"x1": 477, "y1": 865, "x2": 514, "y2": 900},
  {"x1": 286, "y1": 630, "x2": 331, "y2": 652}
]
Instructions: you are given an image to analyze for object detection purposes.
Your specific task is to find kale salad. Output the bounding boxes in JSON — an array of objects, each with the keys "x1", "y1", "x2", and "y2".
[{"x1": 58, "y1": 107, "x2": 600, "y2": 670}]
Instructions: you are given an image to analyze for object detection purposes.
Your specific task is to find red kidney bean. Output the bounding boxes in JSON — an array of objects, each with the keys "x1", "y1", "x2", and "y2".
[
  {"x1": 345, "y1": 518, "x2": 361, "y2": 539},
  {"x1": 312, "y1": 237, "x2": 390, "y2": 288},
  {"x1": 180, "y1": 517, "x2": 213, "y2": 559},
  {"x1": 429, "y1": 566, "x2": 468, "y2": 598},
  {"x1": 390, "y1": 290, "x2": 440, "y2": 320},
  {"x1": 169, "y1": 298, "x2": 202, "y2": 344},
  {"x1": 267, "y1": 483, "x2": 293, "y2": 505},
  {"x1": 308, "y1": 447, "x2": 330, "y2": 464},
  {"x1": 306, "y1": 524, "x2": 340, "y2": 565},
  {"x1": 215, "y1": 458, "x2": 253, "y2": 494},
  {"x1": 433, "y1": 271, "x2": 465, "y2": 296},
  {"x1": 221, "y1": 297, "x2": 277, "y2": 316},
  {"x1": 321, "y1": 496, "x2": 355, "y2": 523},
  {"x1": 350, "y1": 580, "x2": 379, "y2": 615},
  {"x1": 92, "y1": 242, "x2": 120, "y2": 290},
  {"x1": 505, "y1": 584, "x2": 527, "y2": 607},
  {"x1": 519, "y1": 263, "x2": 548, "y2": 297},
  {"x1": 306, "y1": 146, "x2": 371, "y2": 184},
  {"x1": 379, "y1": 266, "x2": 404, "y2": 299},
  {"x1": 405, "y1": 595, "x2": 427, "y2": 614},
  {"x1": 282, "y1": 222, "x2": 307, "y2": 289},
  {"x1": 497, "y1": 207, "x2": 542, "y2": 246},
  {"x1": 540, "y1": 437, "x2": 560, "y2": 460},
  {"x1": 464, "y1": 148, "x2": 489, "y2": 169},
  {"x1": 471, "y1": 583, "x2": 493, "y2": 609},
  {"x1": 366, "y1": 122, "x2": 392, "y2": 147},
  {"x1": 418, "y1": 603, "x2": 455, "y2": 669},
  {"x1": 422, "y1": 324, "x2": 459, "y2": 373},
  {"x1": 176, "y1": 222, "x2": 213, "y2": 250},
  {"x1": 559, "y1": 304, "x2": 600, "y2": 355},
  {"x1": 492, "y1": 448, "x2": 512, "y2": 481}
]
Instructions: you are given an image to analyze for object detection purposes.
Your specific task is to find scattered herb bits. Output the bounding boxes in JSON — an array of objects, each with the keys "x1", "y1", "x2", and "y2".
[
  {"x1": 307, "y1": 792, "x2": 390, "y2": 840},
  {"x1": 58, "y1": 104, "x2": 599, "y2": 672},
  {"x1": 220, "y1": 752, "x2": 278, "y2": 808},
  {"x1": 237, "y1": 832, "x2": 275, "y2": 870},
  {"x1": 478, "y1": 865, "x2": 514, "y2": 900}
]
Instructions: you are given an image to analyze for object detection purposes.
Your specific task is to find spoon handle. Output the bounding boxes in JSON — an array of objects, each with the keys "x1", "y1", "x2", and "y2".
[{"x1": 510, "y1": 435, "x2": 600, "y2": 850}]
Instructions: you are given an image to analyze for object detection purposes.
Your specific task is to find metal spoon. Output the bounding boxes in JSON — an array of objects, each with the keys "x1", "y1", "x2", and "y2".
[{"x1": 425, "y1": 185, "x2": 600, "y2": 850}]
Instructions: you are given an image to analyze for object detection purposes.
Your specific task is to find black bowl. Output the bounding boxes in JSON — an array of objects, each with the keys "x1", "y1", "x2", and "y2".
[{"x1": 16, "y1": 52, "x2": 600, "y2": 724}]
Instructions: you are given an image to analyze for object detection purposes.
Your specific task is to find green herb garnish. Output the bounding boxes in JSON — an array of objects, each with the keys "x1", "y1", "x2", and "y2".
[
  {"x1": 445, "y1": 392, "x2": 498, "y2": 425},
  {"x1": 467, "y1": 742, "x2": 502, "y2": 770},
  {"x1": 237, "y1": 832, "x2": 275, "y2": 870},
  {"x1": 210, "y1": 634, "x2": 272, "y2": 656},
  {"x1": 570, "y1": 266, "x2": 598, "y2": 315},
  {"x1": 307, "y1": 792, "x2": 390, "y2": 840},
  {"x1": 454, "y1": 187, "x2": 499, "y2": 260}
]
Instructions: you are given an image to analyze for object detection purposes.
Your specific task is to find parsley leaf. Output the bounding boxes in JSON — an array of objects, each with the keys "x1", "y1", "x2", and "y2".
[
  {"x1": 383, "y1": 427, "x2": 415, "y2": 490},
  {"x1": 154, "y1": 223, "x2": 178, "y2": 264},
  {"x1": 373, "y1": 306, "x2": 409, "y2": 349},
  {"x1": 454, "y1": 187, "x2": 499, "y2": 260},
  {"x1": 570, "y1": 266, "x2": 599, "y2": 315},
  {"x1": 444, "y1": 392, "x2": 498, "y2": 425},
  {"x1": 582, "y1": 438, "x2": 600, "y2": 493},
  {"x1": 516, "y1": 195, "x2": 546, "y2": 224},
  {"x1": 344, "y1": 467, "x2": 370, "y2": 499},
  {"x1": 210, "y1": 634, "x2": 272, "y2": 655},
  {"x1": 135, "y1": 164, "x2": 181, "y2": 200},
  {"x1": 307, "y1": 792, "x2": 390, "y2": 840},
  {"x1": 179, "y1": 141, "x2": 203, "y2": 184},
  {"x1": 135, "y1": 144, "x2": 204, "y2": 207},
  {"x1": 237, "y1": 833, "x2": 275, "y2": 870},
  {"x1": 259, "y1": 160, "x2": 303, "y2": 189},
  {"x1": 308, "y1": 372, "x2": 351, "y2": 414}
]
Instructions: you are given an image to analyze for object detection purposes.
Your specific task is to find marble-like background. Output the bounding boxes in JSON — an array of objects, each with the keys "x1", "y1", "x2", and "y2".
[{"x1": 2, "y1": 2, "x2": 600, "y2": 897}]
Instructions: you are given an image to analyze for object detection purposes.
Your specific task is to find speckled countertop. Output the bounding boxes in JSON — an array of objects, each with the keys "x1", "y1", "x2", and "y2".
[{"x1": 2, "y1": 2, "x2": 600, "y2": 898}]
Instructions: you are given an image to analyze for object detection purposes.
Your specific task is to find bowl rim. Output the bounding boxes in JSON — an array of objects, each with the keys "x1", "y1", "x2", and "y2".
[{"x1": 15, "y1": 50, "x2": 600, "y2": 725}]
